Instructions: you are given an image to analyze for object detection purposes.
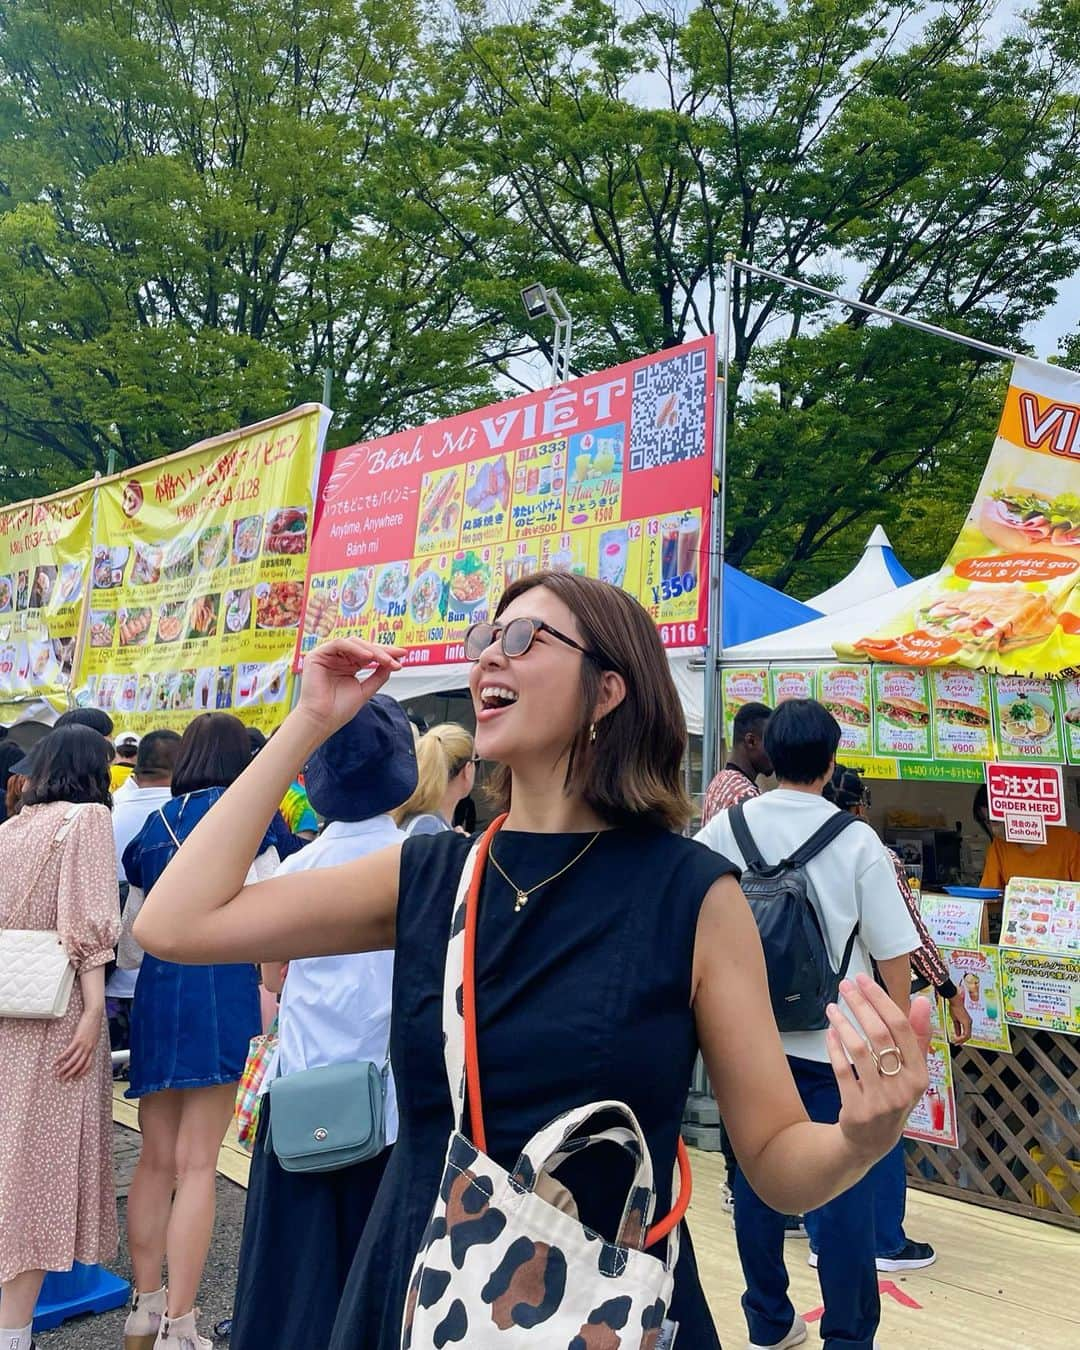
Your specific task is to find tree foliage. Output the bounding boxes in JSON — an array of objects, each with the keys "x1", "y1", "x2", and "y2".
[{"x1": 2, "y1": 0, "x2": 1079, "y2": 592}]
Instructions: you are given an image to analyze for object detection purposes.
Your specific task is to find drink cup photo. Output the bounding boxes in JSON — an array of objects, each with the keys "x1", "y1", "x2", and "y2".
[
  {"x1": 677, "y1": 514, "x2": 700, "y2": 581},
  {"x1": 661, "y1": 521, "x2": 679, "y2": 582}
]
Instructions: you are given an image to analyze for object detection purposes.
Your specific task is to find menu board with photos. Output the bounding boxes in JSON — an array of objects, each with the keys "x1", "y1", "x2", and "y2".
[
  {"x1": 721, "y1": 668, "x2": 769, "y2": 742},
  {"x1": 0, "y1": 488, "x2": 93, "y2": 708},
  {"x1": 904, "y1": 1003, "x2": 959, "y2": 1149},
  {"x1": 769, "y1": 667, "x2": 815, "y2": 706},
  {"x1": 942, "y1": 945, "x2": 1012, "y2": 1053},
  {"x1": 818, "y1": 665, "x2": 872, "y2": 754},
  {"x1": 1060, "y1": 676, "x2": 1080, "y2": 764},
  {"x1": 76, "y1": 406, "x2": 325, "y2": 733},
  {"x1": 872, "y1": 665, "x2": 932, "y2": 759},
  {"x1": 1001, "y1": 878, "x2": 1080, "y2": 956},
  {"x1": 931, "y1": 667, "x2": 994, "y2": 761},
  {"x1": 298, "y1": 338, "x2": 716, "y2": 667},
  {"x1": 993, "y1": 675, "x2": 1065, "y2": 763}
]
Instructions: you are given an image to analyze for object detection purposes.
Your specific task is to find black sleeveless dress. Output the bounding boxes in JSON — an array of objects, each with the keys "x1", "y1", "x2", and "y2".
[{"x1": 329, "y1": 826, "x2": 738, "y2": 1349}]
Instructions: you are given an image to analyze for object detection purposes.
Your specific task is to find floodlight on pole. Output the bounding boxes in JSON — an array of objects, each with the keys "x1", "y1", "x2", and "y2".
[{"x1": 520, "y1": 281, "x2": 573, "y2": 386}]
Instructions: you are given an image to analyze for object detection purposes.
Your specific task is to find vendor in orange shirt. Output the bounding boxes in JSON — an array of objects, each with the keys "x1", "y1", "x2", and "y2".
[{"x1": 975, "y1": 785, "x2": 1080, "y2": 887}]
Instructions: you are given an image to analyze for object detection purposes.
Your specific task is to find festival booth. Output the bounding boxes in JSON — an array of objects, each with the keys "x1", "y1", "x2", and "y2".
[{"x1": 723, "y1": 356, "x2": 1080, "y2": 1231}]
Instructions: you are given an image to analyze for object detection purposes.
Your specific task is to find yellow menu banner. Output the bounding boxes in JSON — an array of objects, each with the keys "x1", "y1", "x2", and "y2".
[
  {"x1": 849, "y1": 356, "x2": 1080, "y2": 675},
  {"x1": 0, "y1": 487, "x2": 94, "y2": 711},
  {"x1": 75, "y1": 406, "x2": 325, "y2": 734}
]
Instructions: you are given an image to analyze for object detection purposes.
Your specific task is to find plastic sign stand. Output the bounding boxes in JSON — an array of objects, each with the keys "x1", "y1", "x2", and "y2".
[{"x1": 32, "y1": 1262, "x2": 130, "y2": 1333}]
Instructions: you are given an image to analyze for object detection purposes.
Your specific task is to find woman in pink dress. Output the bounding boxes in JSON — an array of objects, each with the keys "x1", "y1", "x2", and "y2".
[{"x1": 0, "y1": 727, "x2": 121, "y2": 1350}]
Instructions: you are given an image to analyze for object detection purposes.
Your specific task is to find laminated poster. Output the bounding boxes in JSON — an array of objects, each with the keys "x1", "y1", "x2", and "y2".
[
  {"x1": 1001, "y1": 878, "x2": 1080, "y2": 956},
  {"x1": 76, "y1": 406, "x2": 325, "y2": 734},
  {"x1": 931, "y1": 667, "x2": 994, "y2": 761},
  {"x1": 872, "y1": 665, "x2": 932, "y2": 759},
  {"x1": 942, "y1": 946, "x2": 1012, "y2": 1053},
  {"x1": 993, "y1": 675, "x2": 1065, "y2": 764},
  {"x1": 818, "y1": 666, "x2": 873, "y2": 755},
  {"x1": 769, "y1": 667, "x2": 815, "y2": 706},
  {"x1": 919, "y1": 893, "x2": 985, "y2": 950},
  {"x1": 904, "y1": 1033, "x2": 958, "y2": 1148},
  {"x1": 0, "y1": 489, "x2": 93, "y2": 709},
  {"x1": 1061, "y1": 676, "x2": 1080, "y2": 764},
  {"x1": 846, "y1": 356, "x2": 1080, "y2": 678},
  {"x1": 299, "y1": 337, "x2": 716, "y2": 667},
  {"x1": 1001, "y1": 949, "x2": 1080, "y2": 1037},
  {"x1": 722, "y1": 668, "x2": 769, "y2": 743}
]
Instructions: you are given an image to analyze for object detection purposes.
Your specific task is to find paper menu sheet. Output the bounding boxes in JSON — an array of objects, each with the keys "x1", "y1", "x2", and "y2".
[{"x1": 1001, "y1": 878, "x2": 1080, "y2": 956}]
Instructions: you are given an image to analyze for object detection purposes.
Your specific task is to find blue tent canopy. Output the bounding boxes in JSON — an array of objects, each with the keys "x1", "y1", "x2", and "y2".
[{"x1": 722, "y1": 563, "x2": 821, "y2": 648}]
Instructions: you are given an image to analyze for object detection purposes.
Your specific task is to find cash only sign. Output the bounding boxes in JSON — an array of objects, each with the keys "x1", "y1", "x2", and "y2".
[{"x1": 297, "y1": 338, "x2": 717, "y2": 666}]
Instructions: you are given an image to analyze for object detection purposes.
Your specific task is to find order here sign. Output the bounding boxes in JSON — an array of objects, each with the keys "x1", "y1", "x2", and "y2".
[{"x1": 985, "y1": 762, "x2": 1065, "y2": 844}]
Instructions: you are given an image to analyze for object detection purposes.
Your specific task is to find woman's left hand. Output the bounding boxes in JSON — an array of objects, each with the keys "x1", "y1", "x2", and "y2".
[
  {"x1": 826, "y1": 973, "x2": 931, "y2": 1165},
  {"x1": 55, "y1": 1009, "x2": 101, "y2": 1082}
]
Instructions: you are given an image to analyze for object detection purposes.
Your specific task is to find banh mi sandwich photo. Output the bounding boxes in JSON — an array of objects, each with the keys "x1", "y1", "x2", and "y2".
[
  {"x1": 917, "y1": 584, "x2": 1057, "y2": 652},
  {"x1": 875, "y1": 695, "x2": 931, "y2": 728},
  {"x1": 934, "y1": 699, "x2": 992, "y2": 730},
  {"x1": 821, "y1": 696, "x2": 871, "y2": 727},
  {"x1": 979, "y1": 487, "x2": 1080, "y2": 557}
]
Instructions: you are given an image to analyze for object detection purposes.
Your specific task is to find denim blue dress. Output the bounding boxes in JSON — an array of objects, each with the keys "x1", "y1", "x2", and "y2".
[{"x1": 123, "y1": 788, "x2": 276, "y2": 1099}]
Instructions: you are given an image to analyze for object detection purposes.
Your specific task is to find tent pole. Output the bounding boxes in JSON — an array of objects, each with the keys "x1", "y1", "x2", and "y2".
[
  {"x1": 701, "y1": 253, "x2": 734, "y2": 801},
  {"x1": 733, "y1": 260, "x2": 1024, "y2": 364}
]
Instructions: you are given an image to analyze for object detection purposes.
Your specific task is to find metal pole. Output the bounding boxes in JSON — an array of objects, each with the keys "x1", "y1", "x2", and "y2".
[
  {"x1": 322, "y1": 366, "x2": 333, "y2": 408},
  {"x1": 701, "y1": 253, "x2": 735, "y2": 798},
  {"x1": 550, "y1": 318, "x2": 562, "y2": 389},
  {"x1": 734, "y1": 260, "x2": 1024, "y2": 363}
]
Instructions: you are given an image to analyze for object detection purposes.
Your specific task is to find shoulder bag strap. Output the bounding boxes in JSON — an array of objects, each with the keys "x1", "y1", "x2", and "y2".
[
  {"x1": 157, "y1": 805, "x2": 183, "y2": 851},
  {"x1": 728, "y1": 800, "x2": 768, "y2": 872},
  {"x1": 2, "y1": 803, "x2": 84, "y2": 931},
  {"x1": 455, "y1": 814, "x2": 692, "y2": 1252}
]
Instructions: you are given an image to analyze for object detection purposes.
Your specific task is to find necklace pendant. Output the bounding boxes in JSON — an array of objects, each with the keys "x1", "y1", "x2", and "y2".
[{"x1": 514, "y1": 891, "x2": 529, "y2": 912}]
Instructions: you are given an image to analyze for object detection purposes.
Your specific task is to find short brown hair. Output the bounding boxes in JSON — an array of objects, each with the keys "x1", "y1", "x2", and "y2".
[
  {"x1": 171, "y1": 713, "x2": 251, "y2": 796},
  {"x1": 490, "y1": 572, "x2": 691, "y2": 831}
]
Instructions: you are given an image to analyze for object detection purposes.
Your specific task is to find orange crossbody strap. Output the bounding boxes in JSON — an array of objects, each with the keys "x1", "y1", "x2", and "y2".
[{"x1": 461, "y1": 813, "x2": 693, "y2": 1250}]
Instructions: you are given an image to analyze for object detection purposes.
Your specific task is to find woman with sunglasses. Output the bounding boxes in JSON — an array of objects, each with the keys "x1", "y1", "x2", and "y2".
[{"x1": 135, "y1": 572, "x2": 930, "y2": 1350}]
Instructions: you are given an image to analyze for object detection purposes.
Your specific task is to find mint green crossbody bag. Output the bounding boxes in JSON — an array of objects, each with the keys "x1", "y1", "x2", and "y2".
[{"x1": 267, "y1": 1060, "x2": 387, "y2": 1173}]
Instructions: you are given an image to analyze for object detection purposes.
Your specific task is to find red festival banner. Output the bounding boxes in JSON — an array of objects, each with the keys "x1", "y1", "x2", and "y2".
[{"x1": 297, "y1": 337, "x2": 716, "y2": 668}]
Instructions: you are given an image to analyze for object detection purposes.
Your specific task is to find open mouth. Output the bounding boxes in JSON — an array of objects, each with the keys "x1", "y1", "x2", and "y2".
[{"x1": 479, "y1": 685, "x2": 518, "y2": 714}]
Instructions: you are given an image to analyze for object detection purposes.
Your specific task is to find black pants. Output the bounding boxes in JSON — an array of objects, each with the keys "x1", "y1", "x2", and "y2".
[{"x1": 231, "y1": 1095, "x2": 392, "y2": 1350}]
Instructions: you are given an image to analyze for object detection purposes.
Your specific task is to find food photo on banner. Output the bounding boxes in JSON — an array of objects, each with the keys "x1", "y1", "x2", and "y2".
[
  {"x1": 0, "y1": 487, "x2": 93, "y2": 720},
  {"x1": 296, "y1": 336, "x2": 716, "y2": 666},
  {"x1": 73, "y1": 405, "x2": 328, "y2": 734}
]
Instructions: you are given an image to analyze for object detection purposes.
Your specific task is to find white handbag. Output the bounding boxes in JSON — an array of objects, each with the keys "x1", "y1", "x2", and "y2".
[
  {"x1": 0, "y1": 804, "x2": 85, "y2": 1019},
  {"x1": 401, "y1": 819, "x2": 687, "y2": 1350}
]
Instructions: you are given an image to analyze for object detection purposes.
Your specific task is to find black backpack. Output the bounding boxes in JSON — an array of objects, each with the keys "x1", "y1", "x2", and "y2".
[{"x1": 728, "y1": 802, "x2": 861, "y2": 1033}]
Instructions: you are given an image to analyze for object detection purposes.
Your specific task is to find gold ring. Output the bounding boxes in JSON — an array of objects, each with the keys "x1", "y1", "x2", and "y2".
[{"x1": 871, "y1": 1045, "x2": 904, "y2": 1077}]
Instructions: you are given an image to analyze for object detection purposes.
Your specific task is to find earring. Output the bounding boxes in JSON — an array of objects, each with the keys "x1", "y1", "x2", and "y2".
[{"x1": 589, "y1": 723, "x2": 597, "y2": 743}]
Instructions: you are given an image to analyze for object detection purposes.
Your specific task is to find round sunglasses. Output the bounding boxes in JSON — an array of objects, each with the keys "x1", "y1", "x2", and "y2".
[{"x1": 464, "y1": 616, "x2": 603, "y2": 665}]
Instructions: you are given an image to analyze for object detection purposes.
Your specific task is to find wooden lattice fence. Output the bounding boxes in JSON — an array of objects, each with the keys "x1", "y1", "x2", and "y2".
[{"x1": 905, "y1": 1027, "x2": 1080, "y2": 1230}]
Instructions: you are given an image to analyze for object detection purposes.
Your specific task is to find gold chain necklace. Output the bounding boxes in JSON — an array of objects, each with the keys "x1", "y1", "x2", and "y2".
[{"x1": 488, "y1": 833, "x2": 601, "y2": 913}]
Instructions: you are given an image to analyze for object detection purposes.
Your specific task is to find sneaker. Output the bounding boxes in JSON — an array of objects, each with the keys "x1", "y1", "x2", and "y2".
[
  {"x1": 747, "y1": 1313, "x2": 808, "y2": 1349},
  {"x1": 720, "y1": 1181, "x2": 734, "y2": 1215},
  {"x1": 783, "y1": 1213, "x2": 808, "y2": 1239},
  {"x1": 876, "y1": 1239, "x2": 936, "y2": 1271},
  {"x1": 807, "y1": 1249, "x2": 818, "y2": 1268}
]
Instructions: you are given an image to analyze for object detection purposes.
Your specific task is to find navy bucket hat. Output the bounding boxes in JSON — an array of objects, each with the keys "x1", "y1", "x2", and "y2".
[{"x1": 303, "y1": 694, "x2": 418, "y2": 822}]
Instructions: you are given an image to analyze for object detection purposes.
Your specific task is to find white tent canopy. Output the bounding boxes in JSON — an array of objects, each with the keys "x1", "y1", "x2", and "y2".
[
  {"x1": 805, "y1": 525, "x2": 914, "y2": 615},
  {"x1": 722, "y1": 573, "x2": 938, "y2": 664}
]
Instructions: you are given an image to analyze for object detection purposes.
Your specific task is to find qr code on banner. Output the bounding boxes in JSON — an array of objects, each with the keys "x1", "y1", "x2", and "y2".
[{"x1": 629, "y1": 347, "x2": 709, "y2": 472}]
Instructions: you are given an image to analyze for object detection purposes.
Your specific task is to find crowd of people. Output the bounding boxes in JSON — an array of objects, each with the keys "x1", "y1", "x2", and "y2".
[{"x1": 0, "y1": 572, "x2": 936, "y2": 1350}]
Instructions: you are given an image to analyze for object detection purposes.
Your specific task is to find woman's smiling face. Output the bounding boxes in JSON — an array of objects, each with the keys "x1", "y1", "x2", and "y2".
[{"x1": 469, "y1": 585, "x2": 593, "y2": 769}]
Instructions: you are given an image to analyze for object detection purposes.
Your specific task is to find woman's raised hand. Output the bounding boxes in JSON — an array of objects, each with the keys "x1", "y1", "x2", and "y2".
[
  {"x1": 825, "y1": 974, "x2": 932, "y2": 1164},
  {"x1": 296, "y1": 637, "x2": 406, "y2": 734}
]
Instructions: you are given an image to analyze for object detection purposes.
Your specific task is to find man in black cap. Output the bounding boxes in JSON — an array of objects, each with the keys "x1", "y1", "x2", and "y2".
[{"x1": 228, "y1": 694, "x2": 417, "y2": 1350}]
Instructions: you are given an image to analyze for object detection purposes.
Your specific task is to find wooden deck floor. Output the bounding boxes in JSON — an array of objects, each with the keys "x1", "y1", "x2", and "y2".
[
  {"x1": 687, "y1": 1148, "x2": 1080, "y2": 1349},
  {"x1": 114, "y1": 1088, "x2": 1080, "y2": 1346}
]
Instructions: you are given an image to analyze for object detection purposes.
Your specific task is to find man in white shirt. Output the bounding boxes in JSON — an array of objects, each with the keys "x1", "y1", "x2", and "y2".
[
  {"x1": 696, "y1": 698, "x2": 918, "y2": 1350},
  {"x1": 230, "y1": 694, "x2": 418, "y2": 1350},
  {"x1": 108, "y1": 729, "x2": 182, "y2": 1005}
]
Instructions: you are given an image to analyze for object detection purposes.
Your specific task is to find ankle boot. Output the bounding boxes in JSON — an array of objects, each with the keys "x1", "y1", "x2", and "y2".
[
  {"x1": 153, "y1": 1309, "x2": 212, "y2": 1350},
  {"x1": 123, "y1": 1288, "x2": 166, "y2": 1350}
]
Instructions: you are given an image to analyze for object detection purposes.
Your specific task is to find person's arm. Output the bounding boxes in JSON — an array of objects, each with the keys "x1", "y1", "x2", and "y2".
[
  {"x1": 261, "y1": 961, "x2": 288, "y2": 995},
  {"x1": 980, "y1": 838, "x2": 1004, "y2": 889},
  {"x1": 56, "y1": 966, "x2": 106, "y2": 1082},
  {"x1": 693, "y1": 877, "x2": 930, "y2": 1216},
  {"x1": 135, "y1": 638, "x2": 406, "y2": 967},
  {"x1": 877, "y1": 954, "x2": 912, "y2": 1013}
]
